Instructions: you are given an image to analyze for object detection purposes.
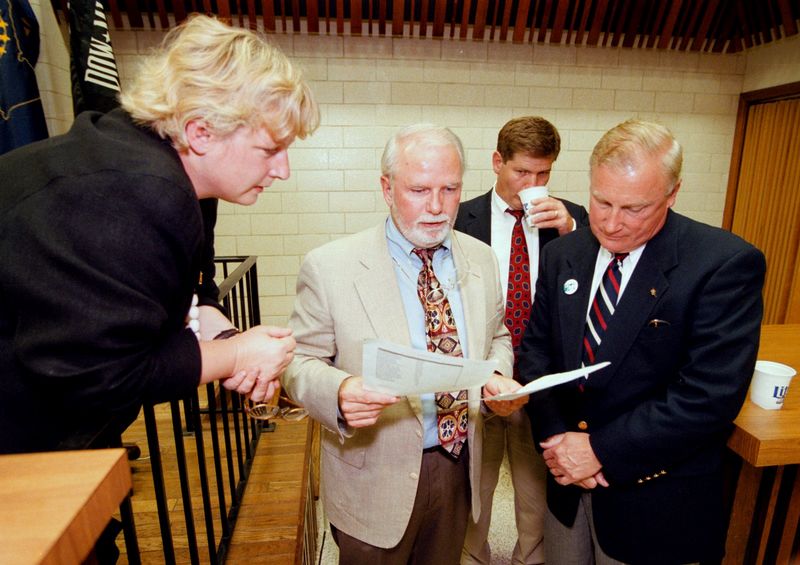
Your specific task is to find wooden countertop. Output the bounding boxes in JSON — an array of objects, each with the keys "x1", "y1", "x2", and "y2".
[
  {"x1": 728, "y1": 324, "x2": 800, "y2": 467},
  {"x1": 0, "y1": 448, "x2": 132, "y2": 565}
]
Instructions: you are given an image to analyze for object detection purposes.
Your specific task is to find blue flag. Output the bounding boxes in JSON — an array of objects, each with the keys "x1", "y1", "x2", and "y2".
[{"x1": 0, "y1": 0, "x2": 49, "y2": 155}]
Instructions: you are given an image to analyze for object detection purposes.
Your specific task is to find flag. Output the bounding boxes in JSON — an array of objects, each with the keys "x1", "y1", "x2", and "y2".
[
  {"x1": 0, "y1": 0, "x2": 48, "y2": 155},
  {"x1": 68, "y1": 0, "x2": 120, "y2": 115}
]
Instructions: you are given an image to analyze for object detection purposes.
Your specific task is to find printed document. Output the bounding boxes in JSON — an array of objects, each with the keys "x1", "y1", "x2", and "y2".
[{"x1": 361, "y1": 339, "x2": 497, "y2": 395}]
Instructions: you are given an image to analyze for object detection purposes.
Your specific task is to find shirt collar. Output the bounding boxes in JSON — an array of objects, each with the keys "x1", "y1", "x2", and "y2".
[
  {"x1": 599, "y1": 242, "x2": 646, "y2": 264},
  {"x1": 491, "y1": 184, "x2": 513, "y2": 216}
]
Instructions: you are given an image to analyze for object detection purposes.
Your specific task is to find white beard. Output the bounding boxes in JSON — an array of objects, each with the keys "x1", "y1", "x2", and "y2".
[{"x1": 391, "y1": 208, "x2": 452, "y2": 248}]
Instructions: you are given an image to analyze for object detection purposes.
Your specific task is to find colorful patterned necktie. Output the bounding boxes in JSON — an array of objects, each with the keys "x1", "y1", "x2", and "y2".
[
  {"x1": 582, "y1": 252, "x2": 629, "y2": 366},
  {"x1": 505, "y1": 209, "x2": 532, "y2": 366},
  {"x1": 413, "y1": 247, "x2": 468, "y2": 459}
]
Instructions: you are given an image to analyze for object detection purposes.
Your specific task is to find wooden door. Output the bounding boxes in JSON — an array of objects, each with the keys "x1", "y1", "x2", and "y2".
[{"x1": 723, "y1": 82, "x2": 800, "y2": 324}]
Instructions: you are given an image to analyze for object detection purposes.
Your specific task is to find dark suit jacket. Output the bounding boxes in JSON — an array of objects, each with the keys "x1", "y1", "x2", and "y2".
[
  {"x1": 0, "y1": 109, "x2": 204, "y2": 453},
  {"x1": 518, "y1": 210, "x2": 765, "y2": 564},
  {"x1": 454, "y1": 188, "x2": 589, "y2": 249}
]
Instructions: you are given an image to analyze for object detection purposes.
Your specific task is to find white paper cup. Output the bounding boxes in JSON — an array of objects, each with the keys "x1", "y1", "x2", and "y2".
[
  {"x1": 750, "y1": 360, "x2": 796, "y2": 410},
  {"x1": 518, "y1": 186, "x2": 549, "y2": 227}
]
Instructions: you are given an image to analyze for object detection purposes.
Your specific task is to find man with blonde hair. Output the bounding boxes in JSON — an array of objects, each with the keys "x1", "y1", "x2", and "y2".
[
  {"x1": 519, "y1": 119, "x2": 765, "y2": 564},
  {"x1": 283, "y1": 124, "x2": 526, "y2": 564},
  {"x1": 0, "y1": 15, "x2": 318, "y2": 454}
]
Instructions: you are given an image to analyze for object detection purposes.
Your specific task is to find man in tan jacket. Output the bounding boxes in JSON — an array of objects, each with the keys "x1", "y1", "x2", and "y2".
[{"x1": 282, "y1": 124, "x2": 524, "y2": 564}]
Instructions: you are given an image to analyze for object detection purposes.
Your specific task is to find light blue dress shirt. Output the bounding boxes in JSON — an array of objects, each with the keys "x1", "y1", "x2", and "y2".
[{"x1": 385, "y1": 218, "x2": 469, "y2": 449}]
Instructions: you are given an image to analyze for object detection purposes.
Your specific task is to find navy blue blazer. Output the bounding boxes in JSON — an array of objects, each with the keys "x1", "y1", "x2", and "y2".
[
  {"x1": 518, "y1": 210, "x2": 765, "y2": 564},
  {"x1": 454, "y1": 188, "x2": 589, "y2": 249}
]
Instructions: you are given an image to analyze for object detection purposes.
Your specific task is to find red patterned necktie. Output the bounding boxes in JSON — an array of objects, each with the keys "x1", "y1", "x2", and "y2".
[
  {"x1": 412, "y1": 247, "x2": 468, "y2": 459},
  {"x1": 582, "y1": 252, "x2": 629, "y2": 368},
  {"x1": 505, "y1": 209, "x2": 532, "y2": 373}
]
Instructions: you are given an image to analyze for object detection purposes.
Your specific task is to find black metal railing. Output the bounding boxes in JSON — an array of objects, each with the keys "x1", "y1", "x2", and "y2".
[
  {"x1": 118, "y1": 255, "x2": 265, "y2": 564},
  {"x1": 57, "y1": 255, "x2": 265, "y2": 564}
]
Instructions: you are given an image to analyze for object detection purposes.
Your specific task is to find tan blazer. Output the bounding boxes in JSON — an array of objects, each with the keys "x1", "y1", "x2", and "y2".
[{"x1": 282, "y1": 221, "x2": 513, "y2": 549}]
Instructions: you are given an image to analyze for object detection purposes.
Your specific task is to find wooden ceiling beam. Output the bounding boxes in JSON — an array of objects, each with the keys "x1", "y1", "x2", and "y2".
[
  {"x1": 777, "y1": 0, "x2": 798, "y2": 36},
  {"x1": 459, "y1": 0, "x2": 472, "y2": 38},
  {"x1": 106, "y1": 0, "x2": 124, "y2": 27},
  {"x1": 419, "y1": 0, "x2": 429, "y2": 37},
  {"x1": 587, "y1": 0, "x2": 608, "y2": 46},
  {"x1": 76, "y1": 0, "x2": 797, "y2": 54},
  {"x1": 690, "y1": 0, "x2": 719, "y2": 51},
  {"x1": 123, "y1": 0, "x2": 143, "y2": 28},
  {"x1": 549, "y1": 0, "x2": 568, "y2": 44},
  {"x1": 677, "y1": 0, "x2": 703, "y2": 50},
  {"x1": 623, "y1": 0, "x2": 646, "y2": 48},
  {"x1": 261, "y1": 0, "x2": 275, "y2": 31},
  {"x1": 350, "y1": 0, "x2": 362, "y2": 34},
  {"x1": 735, "y1": 0, "x2": 753, "y2": 48},
  {"x1": 378, "y1": 0, "x2": 386, "y2": 35},
  {"x1": 215, "y1": 0, "x2": 230, "y2": 25},
  {"x1": 305, "y1": 0, "x2": 319, "y2": 32},
  {"x1": 513, "y1": 0, "x2": 532, "y2": 43},
  {"x1": 575, "y1": 0, "x2": 593, "y2": 46},
  {"x1": 657, "y1": 0, "x2": 682, "y2": 50},
  {"x1": 607, "y1": 0, "x2": 624, "y2": 47},
  {"x1": 473, "y1": 0, "x2": 488, "y2": 40},
  {"x1": 488, "y1": 0, "x2": 498, "y2": 40},
  {"x1": 433, "y1": 0, "x2": 446, "y2": 37},
  {"x1": 392, "y1": 0, "x2": 404, "y2": 35},
  {"x1": 499, "y1": 0, "x2": 514, "y2": 41},
  {"x1": 537, "y1": 0, "x2": 552, "y2": 42}
]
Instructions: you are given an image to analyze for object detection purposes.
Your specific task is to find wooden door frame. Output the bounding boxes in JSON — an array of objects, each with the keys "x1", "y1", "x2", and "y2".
[{"x1": 722, "y1": 80, "x2": 800, "y2": 230}]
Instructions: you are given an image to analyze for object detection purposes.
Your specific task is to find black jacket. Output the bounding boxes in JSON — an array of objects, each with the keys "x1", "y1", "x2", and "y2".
[
  {"x1": 454, "y1": 188, "x2": 589, "y2": 249},
  {"x1": 518, "y1": 211, "x2": 765, "y2": 564},
  {"x1": 0, "y1": 109, "x2": 204, "y2": 453}
]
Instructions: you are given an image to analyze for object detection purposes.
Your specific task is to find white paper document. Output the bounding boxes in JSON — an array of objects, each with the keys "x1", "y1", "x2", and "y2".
[
  {"x1": 471, "y1": 361, "x2": 611, "y2": 402},
  {"x1": 361, "y1": 339, "x2": 498, "y2": 396}
]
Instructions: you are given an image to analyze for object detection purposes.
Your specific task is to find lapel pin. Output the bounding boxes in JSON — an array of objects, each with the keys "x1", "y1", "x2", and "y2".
[
  {"x1": 563, "y1": 279, "x2": 578, "y2": 295},
  {"x1": 650, "y1": 288, "x2": 657, "y2": 297}
]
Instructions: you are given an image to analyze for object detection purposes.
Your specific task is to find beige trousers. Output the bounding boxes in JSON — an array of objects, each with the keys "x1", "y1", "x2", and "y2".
[{"x1": 461, "y1": 410, "x2": 547, "y2": 565}]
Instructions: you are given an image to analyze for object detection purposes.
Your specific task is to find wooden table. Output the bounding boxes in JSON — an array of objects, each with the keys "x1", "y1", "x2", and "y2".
[
  {"x1": 725, "y1": 324, "x2": 800, "y2": 564},
  {"x1": 0, "y1": 448, "x2": 132, "y2": 565}
]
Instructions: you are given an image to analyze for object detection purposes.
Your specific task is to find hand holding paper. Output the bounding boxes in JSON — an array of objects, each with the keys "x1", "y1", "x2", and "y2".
[
  {"x1": 454, "y1": 361, "x2": 612, "y2": 405},
  {"x1": 338, "y1": 376, "x2": 399, "y2": 428},
  {"x1": 484, "y1": 374, "x2": 528, "y2": 416},
  {"x1": 485, "y1": 362, "x2": 611, "y2": 401}
]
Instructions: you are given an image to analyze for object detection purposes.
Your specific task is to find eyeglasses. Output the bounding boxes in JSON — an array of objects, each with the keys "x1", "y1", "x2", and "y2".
[
  {"x1": 393, "y1": 257, "x2": 471, "y2": 305},
  {"x1": 244, "y1": 395, "x2": 308, "y2": 422}
]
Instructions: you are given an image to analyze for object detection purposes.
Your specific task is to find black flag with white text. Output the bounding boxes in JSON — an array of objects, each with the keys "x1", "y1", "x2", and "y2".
[{"x1": 68, "y1": 0, "x2": 120, "y2": 115}]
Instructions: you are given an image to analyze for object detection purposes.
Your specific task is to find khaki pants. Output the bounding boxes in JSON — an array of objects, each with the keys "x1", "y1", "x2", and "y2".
[{"x1": 462, "y1": 411, "x2": 546, "y2": 565}]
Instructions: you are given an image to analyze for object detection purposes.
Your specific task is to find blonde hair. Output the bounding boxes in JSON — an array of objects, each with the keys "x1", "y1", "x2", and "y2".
[
  {"x1": 120, "y1": 15, "x2": 319, "y2": 150},
  {"x1": 590, "y1": 119, "x2": 683, "y2": 194}
]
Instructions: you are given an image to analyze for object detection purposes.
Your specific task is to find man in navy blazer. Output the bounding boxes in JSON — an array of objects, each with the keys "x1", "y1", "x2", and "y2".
[
  {"x1": 455, "y1": 116, "x2": 587, "y2": 565},
  {"x1": 519, "y1": 119, "x2": 765, "y2": 564}
]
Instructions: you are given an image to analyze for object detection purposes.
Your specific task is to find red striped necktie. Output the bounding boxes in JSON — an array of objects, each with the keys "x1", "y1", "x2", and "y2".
[{"x1": 582, "y1": 252, "x2": 629, "y2": 367}]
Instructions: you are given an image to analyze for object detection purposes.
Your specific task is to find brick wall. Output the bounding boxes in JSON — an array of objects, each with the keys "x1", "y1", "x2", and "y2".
[{"x1": 30, "y1": 13, "x2": 800, "y2": 324}]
